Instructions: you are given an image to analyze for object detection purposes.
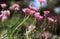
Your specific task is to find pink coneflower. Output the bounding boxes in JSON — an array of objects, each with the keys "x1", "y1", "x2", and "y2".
[
  {"x1": 0, "y1": 14, "x2": 3, "y2": 18},
  {"x1": 50, "y1": 16, "x2": 57, "y2": 20},
  {"x1": 43, "y1": 10, "x2": 50, "y2": 14},
  {"x1": 34, "y1": 12, "x2": 40, "y2": 17},
  {"x1": 48, "y1": 17, "x2": 54, "y2": 22},
  {"x1": 29, "y1": 4, "x2": 37, "y2": 11},
  {"x1": 10, "y1": 4, "x2": 20, "y2": 10},
  {"x1": 39, "y1": 16, "x2": 43, "y2": 19},
  {"x1": 39, "y1": 33, "x2": 47, "y2": 38},
  {"x1": 1, "y1": 10, "x2": 10, "y2": 16},
  {"x1": 38, "y1": 0, "x2": 46, "y2": 3},
  {"x1": 22, "y1": 8, "x2": 29, "y2": 13},
  {"x1": 34, "y1": 12, "x2": 43, "y2": 19},
  {"x1": 50, "y1": 16, "x2": 58, "y2": 22},
  {"x1": 28, "y1": 25, "x2": 36, "y2": 31},
  {"x1": 0, "y1": 3, "x2": 7, "y2": 8},
  {"x1": 22, "y1": 8, "x2": 35, "y2": 15},
  {"x1": 1, "y1": 16, "x2": 7, "y2": 22}
]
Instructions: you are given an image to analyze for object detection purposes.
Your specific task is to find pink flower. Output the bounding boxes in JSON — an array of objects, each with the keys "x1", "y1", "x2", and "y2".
[
  {"x1": 29, "y1": 4, "x2": 37, "y2": 11},
  {"x1": 48, "y1": 17, "x2": 54, "y2": 22},
  {"x1": 39, "y1": 33, "x2": 47, "y2": 38},
  {"x1": 50, "y1": 16, "x2": 57, "y2": 20},
  {"x1": 28, "y1": 10, "x2": 35, "y2": 15},
  {"x1": 22, "y1": 8, "x2": 29, "y2": 12},
  {"x1": 34, "y1": 12, "x2": 40, "y2": 17},
  {"x1": 39, "y1": 16, "x2": 43, "y2": 19},
  {"x1": 43, "y1": 10, "x2": 50, "y2": 14},
  {"x1": 0, "y1": 3, "x2": 7, "y2": 8},
  {"x1": 22, "y1": 8, "x2": 35, "y2": 15},
  {"x1": 34, "y1": 12, "x2": 43, "y2": 19},
  {"x1": 1, "y1": 10, "x2": 10, "y2": 16},
  {"x1": 22, "y1": 8, "x2": 30, "y2": 13},
  {"x1": 38, "y1": 0, "x2": 46, "y2": 3},
  {"x1": 28, "y1": 25, "x2": 36, "y2": 31},
  {"x1": 0, "y1": 14, "x2": 3, "y2": 18},
  {"x1": 1, "y1": 16, "x2": 7, "y2": 22},
  {"x1": 10, "y1": 4, "x2": 19, "y2": 10}
]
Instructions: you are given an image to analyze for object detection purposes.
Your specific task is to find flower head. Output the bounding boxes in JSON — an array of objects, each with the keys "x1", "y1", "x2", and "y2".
[
  {"x1": 1, "y1": 10, "x2": 10, "y2": 16},
  {"x1": 0, "y1": 14, "x2": 3, "y2": 19},
  {"x1": 34, "y1": 12, "x2": 40, "y2": 17},
  {"x1": 49, "y1": 16, "x2": 58, "y2": 22},
  {"x1": 22, "y1": 8, "x2": 35, "y2": 15},
  {"x1": 48, "y1": 17, "x2": 54, "y2": 22},
  {"x1": 1, "y1": 16, "x2": 7, "y2": 22},
  {"x1": 10, "y1": 4, "x2": 19, "y2": 10},
  {"x1": 39, "y1": 33, "x2": 47, "y2": 38},
  {"x1": 29, "y1": 0, "x2": 40, "y2": 10},
  {"x1": 28, "y1": 25, "x2": 36, "y2": 31},
  {"x1": 43, "y1": 10, "x2": 50, "y2": 14},
  {"x1": 34, "y1": 12, "x2": 43, "y2": 19},
  {"x1": 0, "y1": 3, "x2": 7, "y2": 8},
  {"x1": 38, "y1": 0, "x2": 46, "y2": 3},
  {"x1": 29, "y1": 4, "x2": 37, "y2": 11}
]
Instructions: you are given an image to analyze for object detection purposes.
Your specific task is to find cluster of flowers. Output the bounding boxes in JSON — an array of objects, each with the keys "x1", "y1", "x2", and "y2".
[
  {"x1": 22, "y1": 5, "x2": 57, "y2": 39},
  {"x1": 0, "y1": 3, "x2": 20, "y2": 22},
  {"x1": 28, "y1": 25, "x2": 49, "y2": 38},
  {"x1": 0, "y1": 1, "x2": 58, "y2": 39},
  {"x1": 22, "y1": 5, "x2": 57, "y2": 22},
  {"x1": 22, "y1": 6, "x2": 43, "y2": 20}
]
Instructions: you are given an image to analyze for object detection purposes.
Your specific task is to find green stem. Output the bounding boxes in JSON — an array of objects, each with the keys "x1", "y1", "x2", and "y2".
[
  {"x1": 52, "y1": 22, "x2": 55, "y2": 31},
  {"x1": 11, "y1": 15, "x2": 30, "y2": 36},
  {"x1": 41, "y1": 14, "x2": 47, "y2": 33},
  {"x1": 53, "y1": 21, "x2": 57, "y2": 33},
  {"x1": 45, "y1": 21, "x2": 50, "y2": 30},
  {"x1": 26, "y1": 29, "x2": 31, "y2": 39},
  {"x1": 32, "y1": 18, "x2": 37, "y2": 25},
  {"x1": 55, "y1": 22, "x2": 57, "y2": 33},
  {"x1": 43, "y1": 14, "x2": 47, "y2": 27}
]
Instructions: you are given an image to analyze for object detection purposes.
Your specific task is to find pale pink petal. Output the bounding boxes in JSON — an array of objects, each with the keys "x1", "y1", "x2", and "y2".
[
  {"x1": 48, "y1": 17, "x2": 54, "y2": 22},
  {"x1": 43, "y1": 10, "x2": 50, "y2": 14},
  {"x1": 1, "y1": 16, "x2": 7, "y2": 22},
  {"x1": 28, "y1": 25, "x2": 36, "y2": 31},
  {"x1": 1, "y1": 3, "x2": 7, "y2": 8}
]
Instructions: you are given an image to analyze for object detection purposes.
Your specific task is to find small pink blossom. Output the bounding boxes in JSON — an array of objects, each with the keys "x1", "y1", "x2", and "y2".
[
  {"x1": 39, "y1": 33, "x2": 47, "y2": 38},
  {"x1": 29, "y1": 4, "x2": 37, "y2": 11},
  {"x1": 1, "y1": 16, "x2": 7, "y2": 22},
  {"x1": 48, "y1": 17, "x2": 54, "y2": 22},
  {"x1": 43, "y1": 10, "x2": 50, "y2": 14},
  {"x1": 28, "y1": 25, "x2": 36, "y2": 31},
  {"x1": 50, "y1": 16, "x2": 57, "y2": 20},
  {"x1": 1, "y1": 10, "x2": 10, "y2": 16},
  {"x1": 22, "y1": 8, "x2": 29, "y2": 12},
  {"x1": 39, "y1": 16, "x2": 43, "y2": 19},
  {"x1": 22, "y1": 8, "x2": 30, "y2": 13},
  {"x1": 34, "y1": 12, "x2": 40, "y2": 17},
  {"x1": 49, "y1": 16, "x2": 58, "y2": 22},
  {"x1": 28, "y1": 10, "x2": 35, "y2": 15},
  {"x1": 0, "y1": 14, "x2": 3, "y2": 18},
  {"x1": 22, "y1": 8, "x2": 35, "y2": 15},
  {"x1": 34, "y1": 12, "x2": 43, "y2": 19},
  {"x1": 0, "y1": 3, "x2": 7, "y2": 8},
  {"x1": 38, "y1": 0, "x2": 46, "y2": 3},
  {"x1": 10, "y1": 4, "x2": 19, "y2": 10}
]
